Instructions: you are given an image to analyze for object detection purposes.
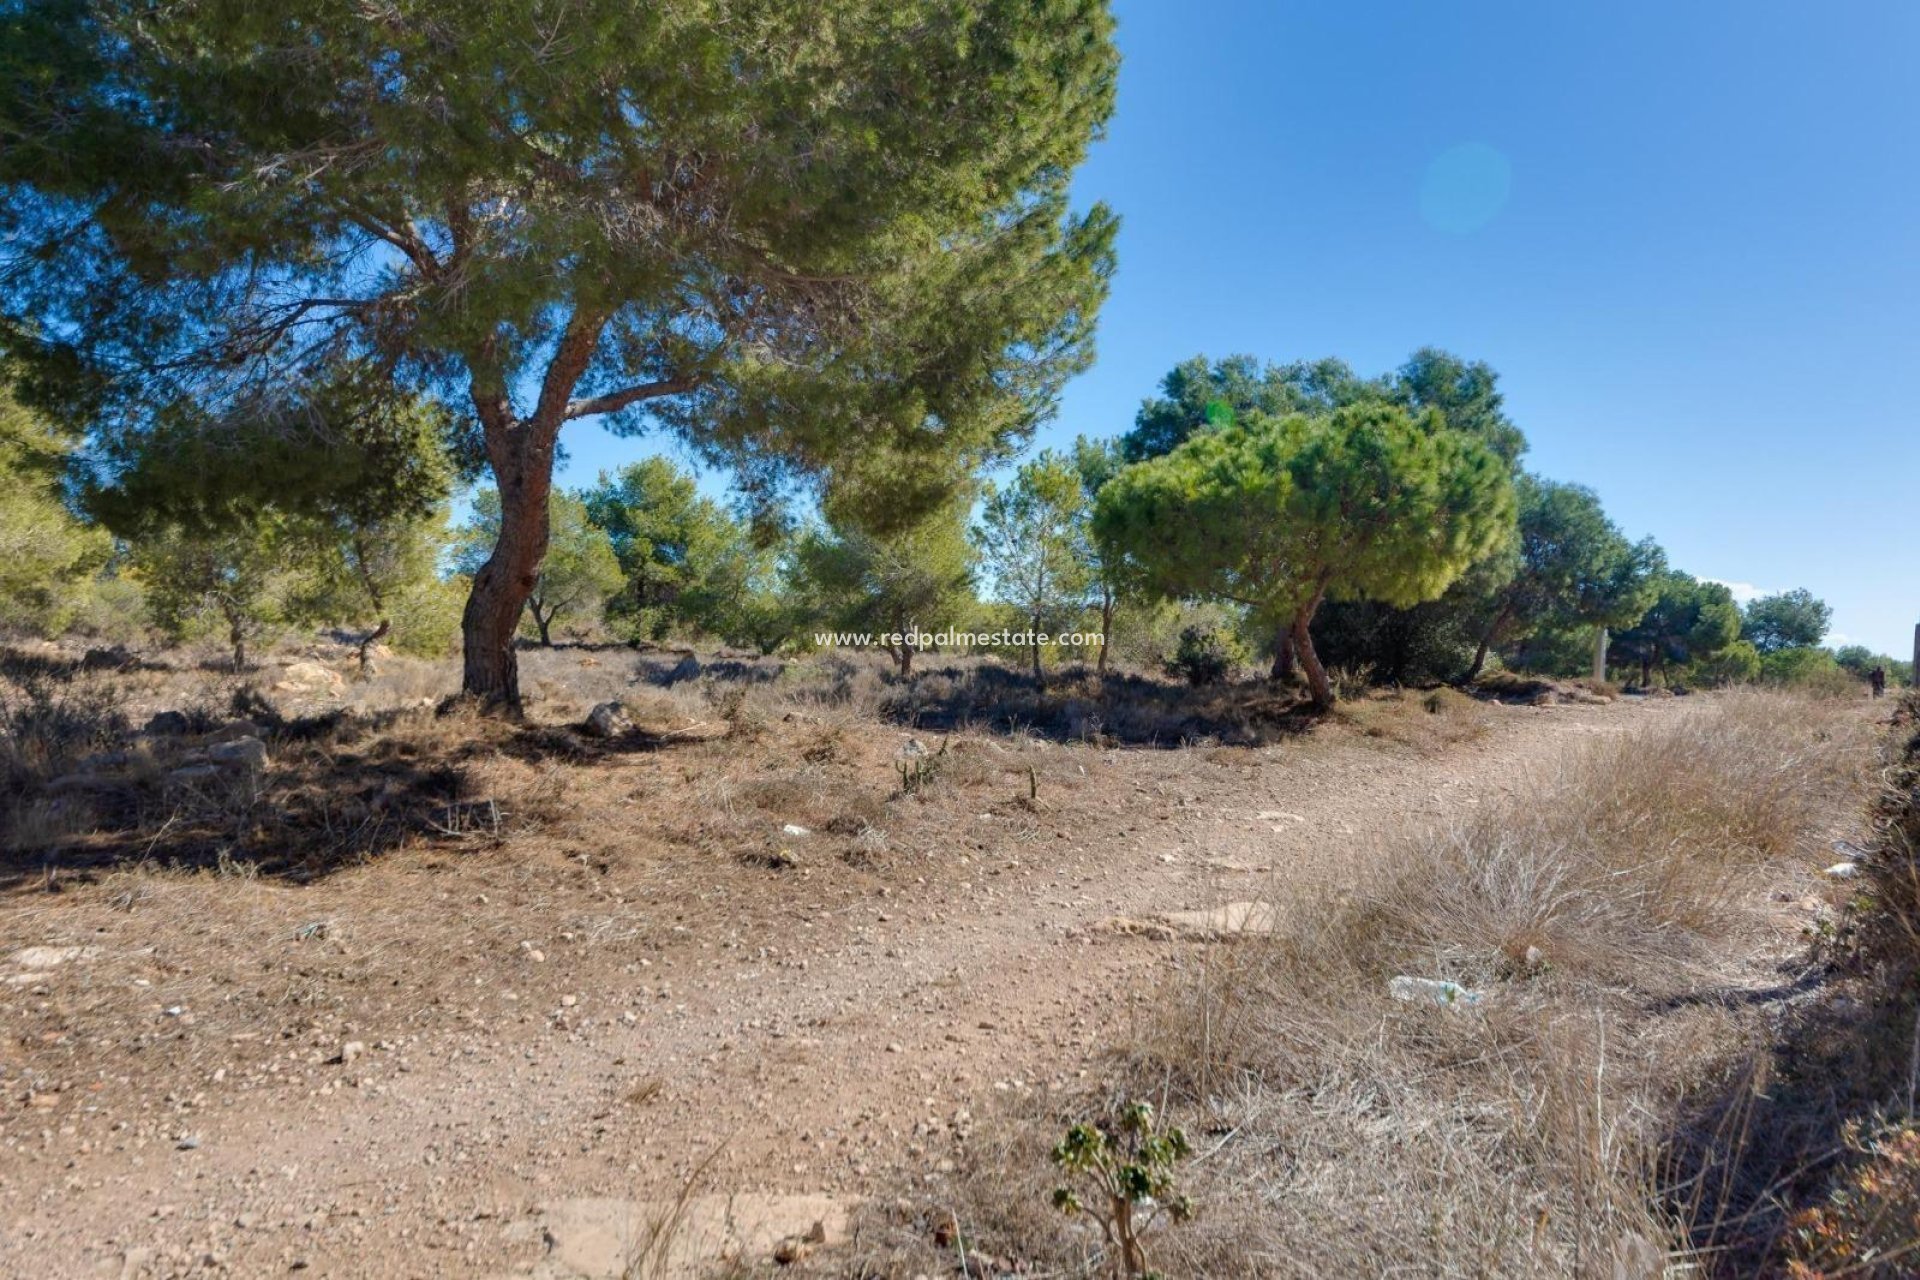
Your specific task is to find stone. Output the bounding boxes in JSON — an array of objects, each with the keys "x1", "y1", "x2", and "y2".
[
  {"x1": 338, "y1": 1041, "x2": 366, "y2": 1066},
  {"x1": 166, "y1": 764, "x2": 223, "y2": 785},
  {"x1": 208, "y1": 736, "x2": 271, "y2": 771},
  {"x1": 274, "y1": 661, "x2": 344, "y2": 695},
  {"x1": 80, "y1": 645, "x2": 131, "y2": 671},
  {"x1": 11, "y1": 945, "x2": 100, "y2": 970},
  {"x1": 1825, "y1": 862, "x2": 1861, "y2": 879},
  {"x1": 143, "y1": 710, "x2": 192, "y2": 737},
  {"x1": 584, "y1": 702, "x2": 630, "y2": 738},
  {"x1": 208, "y1": 720, "x2": 263, "y2": 743},
  {"x1": 1160, "y1": 901, "x2": 1278, "y2": 938}
]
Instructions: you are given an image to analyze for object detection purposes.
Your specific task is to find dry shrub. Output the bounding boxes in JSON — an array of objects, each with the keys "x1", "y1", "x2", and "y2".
[
  {"x1": 1337, "y1": 684, "x2": 1489, "y2": 749},
  {"x1": 924, "y1": 692, "x2": 1872, "y2": 1278},
  {"x1": 1669, "y1": 692, "x2": 1920, "y2": 1276}
]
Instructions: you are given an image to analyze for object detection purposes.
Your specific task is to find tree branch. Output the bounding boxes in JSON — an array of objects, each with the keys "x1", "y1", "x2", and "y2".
[{"x1": 563, "y1": 373, "x2": 699, "y2": 421}]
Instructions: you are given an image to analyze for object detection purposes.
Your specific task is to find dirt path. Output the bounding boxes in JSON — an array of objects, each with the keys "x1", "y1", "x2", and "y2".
[{"x1": 0, "y1": 695, "x2": 1679, "y2": 1278}]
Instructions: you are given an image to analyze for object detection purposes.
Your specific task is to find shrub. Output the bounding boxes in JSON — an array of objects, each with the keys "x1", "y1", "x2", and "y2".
[
  {"x1": 1760, "y1": 646, "x2": 1860, "y2": 697},
  {"x1": 1050, "y1": 1101, "x2": 1194, "y2": 1277},
  {"x1": 1166, "y1": 626, "x2": 1234, "y2": 687}
]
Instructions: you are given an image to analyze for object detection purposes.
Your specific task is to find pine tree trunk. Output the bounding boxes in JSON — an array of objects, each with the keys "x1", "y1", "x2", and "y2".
[
  {"x1": 1290, "y1": 583, "x2": 1334, "y2": 709},
  {"x1": 1269, "y1": 628, "x2": 1295, "y2": 682},
  {"x1": 1464, "y1": 633, "x2": 1493, "y2": 683},
  {"x1": 461, "y1": 432, "x2": 554, "y2": 713},
  {"x1": 1030, "y1": 610, "x2": 1044, "y2": 684},
  {"x1": 1096, "y1": 590, "x2": 1114, "y2": 676}
]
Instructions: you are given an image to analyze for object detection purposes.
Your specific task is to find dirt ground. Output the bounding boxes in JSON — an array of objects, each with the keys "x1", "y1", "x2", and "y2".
[{"x1": 0, "y1": 650, "x2": 1694, "y2": 1278}]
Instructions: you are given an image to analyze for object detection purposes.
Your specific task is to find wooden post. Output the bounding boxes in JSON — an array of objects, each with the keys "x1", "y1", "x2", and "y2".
[
  {"x1": 1593, "y1": 626, "x2": 1608, "y2": 684},
  {"x1": 1912, "y1": 622, "x2": 1918, "y2": 688}
]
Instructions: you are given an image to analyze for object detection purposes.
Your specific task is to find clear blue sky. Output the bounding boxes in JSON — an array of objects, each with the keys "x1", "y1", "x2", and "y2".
[{"x1": 558, "y1": 0, "x2": 1920, "y2": 657}]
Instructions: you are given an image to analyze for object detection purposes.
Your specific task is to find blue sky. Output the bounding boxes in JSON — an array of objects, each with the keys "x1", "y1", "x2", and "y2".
[{"x1": 558, "y1": 0, "x2": 1920, "y2": 656}]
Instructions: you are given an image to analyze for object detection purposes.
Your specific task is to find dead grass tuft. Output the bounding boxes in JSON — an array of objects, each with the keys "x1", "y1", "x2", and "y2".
[{"x1": 892, "y1": 692, "x2": 1875, "y2": 1277}]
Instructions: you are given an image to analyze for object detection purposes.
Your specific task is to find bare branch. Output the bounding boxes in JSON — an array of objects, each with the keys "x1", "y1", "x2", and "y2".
[{"x1": 563, "y1": 374, "x2": 699, "y2": 421}]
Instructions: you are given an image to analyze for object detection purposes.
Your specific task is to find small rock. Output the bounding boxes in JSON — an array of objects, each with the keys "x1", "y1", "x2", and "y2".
[
  {"x1": 338, "y1": 1041, "x2": 366, "y2": 1065},
  {"x1": 143, "y1": 710, "x2": 191, "y2": 736},
  {"x1": 208, "y1": 736, "x2": 271, "y2": 771},
  {"x1": 782, "y1": 823, "x2": 811, "y2": 837},
  {"x1": 1825, "y1": 862, "x2": 1861, "y2": 880},
  {"x1": 584, "y1": 702, "x2": 630, "y2": 738},
  {"x1": 559, "y1": 994, "x2": 578, "y2": 1008},
  {"x1": 12, "y1": 945, "x2": 99, "y2": 969},
  {"x1": 275, "y1": 660, "x2": 345, "y2": 694}
]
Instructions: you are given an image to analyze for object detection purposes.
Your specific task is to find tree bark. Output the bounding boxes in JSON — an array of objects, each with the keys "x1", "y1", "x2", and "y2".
[
  {"x1": 223, "y1": 603, "x2": 247, "y2": 673},
  {"x1": 355, "y1": 619, "x2": 390, "y2": 678},
  {"x1": 461, "y1": 428, "x2": 555, "y2": 712},
  {"x1": 1096, "y1": 588, "x2": 1114, "y2": 676},
  {"x1": 1294, "y1": 615, "x2": 1333, "y2": 710},
  {"x1": 1464, "y1": 634, "x2": 1493, "y2": 683},
  {"x1": 1291, "y1": 587, "x2": 1333, "y2": 710},
  {"x1": 1269, "y1": 628, "x2": 1296, "y2": 682}
]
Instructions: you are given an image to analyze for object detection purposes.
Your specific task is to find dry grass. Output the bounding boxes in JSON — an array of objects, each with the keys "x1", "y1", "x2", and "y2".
[
  {"x1": 1661, "y1": 693, "x2": 1920, "y2": 1276},
  {"x1": 877, "y1": 691, "x2": 1876, "y2": 1278}
]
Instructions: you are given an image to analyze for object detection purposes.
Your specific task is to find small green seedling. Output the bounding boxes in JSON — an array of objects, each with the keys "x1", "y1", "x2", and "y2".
[{"x1": 1050, "y1": 1100, "x2": 1194, "y2": 1277}]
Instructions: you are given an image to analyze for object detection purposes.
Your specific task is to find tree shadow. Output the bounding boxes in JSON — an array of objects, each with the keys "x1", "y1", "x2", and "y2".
[{"x1": 777, "y1": 657, "x2": 1323, "y2": 747}]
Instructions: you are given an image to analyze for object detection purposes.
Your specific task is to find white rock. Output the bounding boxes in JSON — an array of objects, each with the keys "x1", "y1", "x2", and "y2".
[
  {"x1": 11, "y1": 945, "x2": 100, "y2": 970},
  {"x1": 782, "y1": 823, "x2": 811, "y2": 837},
  {"x1": 584, "y1": 702, "x2": 630, "y2": 738},
  {"x1": 274, "y1": 660, "x2": 344, "y2": 694},
  {"x1": 1825, "y1": 862, "x2": 1862, "y2": 879},
  {"x1": 208, "y1": 736, "x2": 270, "y2": 771}
]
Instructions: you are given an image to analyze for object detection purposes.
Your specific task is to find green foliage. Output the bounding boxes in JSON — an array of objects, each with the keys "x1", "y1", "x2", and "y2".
[
  {"x1": 1834, "y1": 644, "x2": 1911, "y2": 687},
  {"x1": 85, "y1": 373, "x2": 460, "y2": 655},
  {"x1": 0, "y1": 374, "x2": 111, "y2": 634},
  {"x1": 1465, "y1": 474, "x2": 1658, "y2": 678},
  {"x1": 1689, "y1": 638, "x2": 1762, "y2": 688},
  {"x1": 1050, "y1": 1100, "x2": 1193, "y2": 1278},
  {"x1": 580, "y1": 456, "x2": 784, "y2": 648},
  {"x1": 1167, "y1": 625, "x2": 1237, "y2": 687},
  {"x1": 790, "y1": 499, "x2": 976, "y2": 674},
  {"x1": 1741, "y1": 588, "x2": 1833, "y2": 655},
  {"x1": 1095, "y1": 402, "x2": 1513, "y2": 706},
  {"x1": 1119, "y1": 347, "x2": 1524, "y2": 466},
  {"x1": 1757, "y1": 645, "x2": 1857, "y2": 696},
  {"x1": 973, "y1": 449, "x2": 1092, "y2": 678},
  {"x1": 455, "y1": 491, "x2": 622, "y2": 645},
  {"x1": 130, "y1": 518, "x2": 317, "y2": 669},
  {"x1": 3, "y1": 0, "x2": 1122, "y2": 705},
  {"x1": 1071, "y1": 434, "x2": 1129, "y2": 671},
  {"x1": 1608, "y1": 572, "x2": 1742, "y2": 686},
  {"x1": 1102, "y1": 599, "x2": 1243, "y2": 675}
]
